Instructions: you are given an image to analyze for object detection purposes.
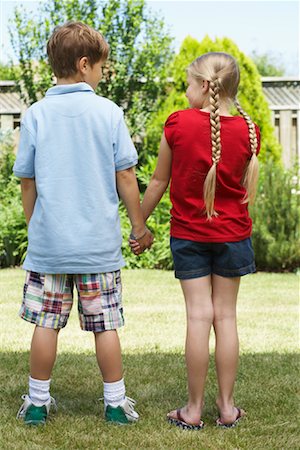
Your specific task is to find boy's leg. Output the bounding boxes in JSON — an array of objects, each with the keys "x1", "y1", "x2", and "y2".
[
  {"x1": 30, "y1": 326, "x2": 59, "y2": 380},
  {"x1": 94, "y1": 331, "x2": 138, "y2": 423},
  {"x1": 77, "y1": 271, "x2": 138, "y2": 423},
  {"x1": 168, "y1": 275, "x2": 213, "y2": 424},
  {"x1": 17, "y1": 272, "x2": 72, "y2": 424},
  {"x1": 94, "y1": 330, "x2": 123, "y2": 382},
  {"x1": 212, "y1": 274, "x2": 242, "y2": 424}
]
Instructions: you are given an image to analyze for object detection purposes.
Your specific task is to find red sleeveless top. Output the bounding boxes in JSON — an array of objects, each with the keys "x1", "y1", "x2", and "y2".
[{"x1": 164, "y1": 109, "x2": 261, "y2": 243}]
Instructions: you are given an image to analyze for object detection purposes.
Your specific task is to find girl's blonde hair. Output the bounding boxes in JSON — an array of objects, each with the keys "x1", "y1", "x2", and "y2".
[{"x1": 187, "y1": 52, "x2": 259, "y2": 220}]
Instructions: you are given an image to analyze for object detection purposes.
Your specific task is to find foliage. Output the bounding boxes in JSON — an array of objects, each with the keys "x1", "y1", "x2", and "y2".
[
  {"x1": 0, "y1": 133, "x2": 27, "y2": 267},
  {"x1": 10, "y1": 0, "x2": 174, "y2": 156},
  {"x1": 121, "y1": 156, "x2": 172, "y2": 269},
  {"x1": 145, "y1": 35, "x2": 282, "y2": 163},
  {"x1": 120, "y1": 156, "x2": 300, "y2": 272},
  {"x1": 250, "y1": 162, "x2": 300, "y2": 272},
  {"x1": 0, "y1": 63, "x2": 20, "y2": 80},
  {"x1": 250, "y1": 50, "x2": 285, "y2": 76}
]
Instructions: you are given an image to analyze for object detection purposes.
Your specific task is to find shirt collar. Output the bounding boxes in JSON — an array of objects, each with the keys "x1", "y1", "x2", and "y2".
[{"x1": 46, "y1": 82, "x2": 94, "y2": 96}]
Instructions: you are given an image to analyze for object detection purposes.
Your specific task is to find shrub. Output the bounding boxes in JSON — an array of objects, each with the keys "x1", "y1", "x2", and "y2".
[
  {"x1": 121, "y1": 157, "x2": 300, "y2": 273},
  {"x1": 145, "y1": 35, "x2": 282, "y2": 163},
  {"x1": 251, "y1": 162, "x2": 300, "y2": 272},
  {"x1": 121, "y1": 156, "x2": 173, "y2": 269},
  {"x1": 0, "y1": 132, "x2": 27, "y2": 268}
]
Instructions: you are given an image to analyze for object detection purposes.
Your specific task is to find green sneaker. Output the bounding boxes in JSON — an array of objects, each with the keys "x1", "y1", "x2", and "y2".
[
  {"x1": 17, "y1": 394, "x2": 57, "y2": 425},
  {"x1": 105, "y1": 396, "x2": 139, "y2": 424}
]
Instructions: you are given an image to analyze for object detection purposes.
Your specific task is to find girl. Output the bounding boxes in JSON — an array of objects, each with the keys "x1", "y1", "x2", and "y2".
[{"x1": 131, "y1": 52, "x2": 260, "y2": 429}]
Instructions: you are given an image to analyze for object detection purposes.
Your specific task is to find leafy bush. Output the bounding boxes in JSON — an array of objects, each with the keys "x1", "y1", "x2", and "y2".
[
  {"x1": 121, "y1": 156, "x2": 173, "y2": 269},
  {"x1": 145, "y1": 35, "x2": 282, "y2": 163},
  {"x1": 251, "y1": 162, "x2": 300, "y2": 272},
  {"x1": 1, "y1": 137, "x2": 298, "y2": 272},
  {"x1": 121, "y1": 157, "x2": 300, "y2": 273},
  {"x1": 11, "y1": 0, "x2": 174, "y2": 159},
  {"x1": 0, "y1": 133, "x2": 27, "y2": 268}
]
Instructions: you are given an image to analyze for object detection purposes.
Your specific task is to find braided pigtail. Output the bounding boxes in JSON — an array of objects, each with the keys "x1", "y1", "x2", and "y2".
[
  {"x1": 203, "y1": 78, "x2": 221, "y2": 220},
  {"x1": 234, "y1": 98, "x2": 259, "y2": 204}
]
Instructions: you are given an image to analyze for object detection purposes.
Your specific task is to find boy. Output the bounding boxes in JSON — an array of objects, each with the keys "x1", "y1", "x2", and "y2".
[{"x1": 14, "y1": 21, "x2": 153, "y2": 426}]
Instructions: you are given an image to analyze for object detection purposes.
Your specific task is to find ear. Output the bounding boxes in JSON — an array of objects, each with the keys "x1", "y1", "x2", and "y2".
[
  {"x1": 202, "y1": 80, "x2": 209, "y2": 93},
  {"x1": 77, "y1": 56, "x2": 89, "y2": 74}
]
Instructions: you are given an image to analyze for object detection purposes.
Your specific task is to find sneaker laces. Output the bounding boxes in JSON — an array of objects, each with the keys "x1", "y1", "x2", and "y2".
[
  {"x1": 16, "y1": 394, "x2": 27, "y2": 419},
  {"x1": 98, "y1": 396, "x2": 136, "y2": 409},
  {"x1": 16, "y1": 394, "x2": 57, "y2": 419},
  {"x1": 125, "y1": 396, "x2": 136, "y2": 409}
]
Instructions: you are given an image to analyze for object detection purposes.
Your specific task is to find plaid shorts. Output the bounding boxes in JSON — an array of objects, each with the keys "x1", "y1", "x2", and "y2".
[{"x1": 19, "y1": 270, "x2": 124, "y2": 332}]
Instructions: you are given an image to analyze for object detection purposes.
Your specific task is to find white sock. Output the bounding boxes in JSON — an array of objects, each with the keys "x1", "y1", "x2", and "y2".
[
  {"x1": 103, "y1": 378, "x2": 125, "y2": 408},
  {"x1": 29, "y1": 376, "x2": 51, "y2": 406}
]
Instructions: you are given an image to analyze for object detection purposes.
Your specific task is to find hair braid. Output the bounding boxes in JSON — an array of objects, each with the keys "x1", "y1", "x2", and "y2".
[
  {"x1": 234, "y1": 98, "x2": 259, "y2": 203},
  {"x1": 203, "y1": 78, "x2": 221, "y2": 219}
]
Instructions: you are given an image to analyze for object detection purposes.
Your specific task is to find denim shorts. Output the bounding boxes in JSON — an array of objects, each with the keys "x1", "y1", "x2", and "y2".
[
  {"x1": 19, "y1": 271, "x2": 124, "y2": 332},
  {"x1": 170, "y1": 237, "x2": 256, "y2": 279}
]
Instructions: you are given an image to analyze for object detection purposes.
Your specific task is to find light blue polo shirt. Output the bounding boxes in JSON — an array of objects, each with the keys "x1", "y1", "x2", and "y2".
[{"x1": 13, "y1": 83, "x2": 138, "y2": 274}]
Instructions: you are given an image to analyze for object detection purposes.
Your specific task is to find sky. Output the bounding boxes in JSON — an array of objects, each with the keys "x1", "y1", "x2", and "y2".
[{"x1": 0, "y1": 0, "x2": 299, "y2": 75}]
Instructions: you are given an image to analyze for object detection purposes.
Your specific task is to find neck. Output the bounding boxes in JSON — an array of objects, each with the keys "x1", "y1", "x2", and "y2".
[
  {"x1": 56, "y1": 76, "x2": 84, "y2": 85},
  {"x1": 201, "y1": 99, "x2": 232, "y2": 116}
]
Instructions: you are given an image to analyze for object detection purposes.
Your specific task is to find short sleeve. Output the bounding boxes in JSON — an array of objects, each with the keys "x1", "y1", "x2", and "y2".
[
  {"x1": 13, "y1": 122, "x2": 36, "y2": 178},
  {"x1": 254, "y1": 123, "x2": 261, "y2": 155},
  {"x1": 164, "y1": 112, "x2": 179, "y2": 148},
  {"x1": 113, "y1": 112, "x2": 138, "y2": 171}
]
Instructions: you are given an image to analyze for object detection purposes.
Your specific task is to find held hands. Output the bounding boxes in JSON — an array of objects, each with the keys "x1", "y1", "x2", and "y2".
[{"x1": 129, "y1": 226, "x2": 153, "y2": 255}]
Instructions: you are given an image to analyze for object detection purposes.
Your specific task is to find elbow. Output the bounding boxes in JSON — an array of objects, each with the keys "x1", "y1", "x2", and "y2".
[
  {"x1": 151, "y1": 175, "x2": 169, "y2": 192},
  {"x1": 21, "y1": 178, "x2": 35, "y2": 190},
  {"x1": 116, "y1": 167, "x2": 135, "y2": 182}
]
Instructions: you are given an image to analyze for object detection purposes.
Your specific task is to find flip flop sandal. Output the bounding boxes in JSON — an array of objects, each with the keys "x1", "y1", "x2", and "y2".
[
  {"x1": 167, "y1": 408, "x2": 204, "y2": 431},
  {"x1": 216, "y1": 407, "x2": 245, "y2": 428}
]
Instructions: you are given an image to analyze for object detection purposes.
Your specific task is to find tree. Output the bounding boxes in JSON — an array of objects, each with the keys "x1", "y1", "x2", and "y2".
[
  {"x1": 250, "y1": 51, "x2": 285, "y2": 77},
  {"x1": 10, "y1": 0, "x2": 174, "y2": 148},
  {"x1": 145, "y1": 35, "x2": 282, "y2": 163},
  {"x1": 0, "y1": 62, "x2": 19, "y2": 80}
]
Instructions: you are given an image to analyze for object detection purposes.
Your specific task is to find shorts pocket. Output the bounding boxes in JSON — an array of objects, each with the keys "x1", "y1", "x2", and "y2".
[
  {"x1": 23, "y1": 271, "x2": 45, "y2": 313},
  {"x1": 77, "y1": 274, "x2": 102, "y2": 316},
  {"x1": 41, "y1": 274, "x2": 65, "y2": 314}
]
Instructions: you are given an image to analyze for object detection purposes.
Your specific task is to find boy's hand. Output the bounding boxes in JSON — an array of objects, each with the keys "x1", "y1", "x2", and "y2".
[{"x1": 129, "y1": 227, "x2": 153, "y2": 255}]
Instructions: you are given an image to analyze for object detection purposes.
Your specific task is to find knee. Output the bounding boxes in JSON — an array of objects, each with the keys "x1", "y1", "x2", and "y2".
[
  {"x1": 213, "y1": 304, "x2": 236, "y2": 323},
  {"x1": 187, "y1": 305, "x2": 214, "y2": 325}
]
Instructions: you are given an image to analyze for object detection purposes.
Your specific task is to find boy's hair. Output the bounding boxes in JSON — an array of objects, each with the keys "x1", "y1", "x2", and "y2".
[
  {"x1": 47, "y1": 21, "x2": 109, "y2": 78},
  {"x1": 187, "y1": 52, "x2": 259, "y2": 220}
]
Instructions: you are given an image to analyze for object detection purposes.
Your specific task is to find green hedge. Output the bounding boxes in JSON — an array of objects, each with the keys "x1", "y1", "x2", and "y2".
[
  {"x1": 250, "y1": 162, "x2": 300, "y2": 271},
  {"x1": 1, "y1": 135, "x2": 299, "y2": 272},
  {"x1": 145, "y1": 35, "x2": 282, "y2": 164},
  {"x1": 0, "y1": 133, "x2": 27, "y2": 268},
  {"x1": 122, "y1": 157, "x2": 300, "y2": 272}
]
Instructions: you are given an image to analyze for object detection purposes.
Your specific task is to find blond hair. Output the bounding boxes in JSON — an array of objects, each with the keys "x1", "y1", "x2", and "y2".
[
  {"x1": 47, "y1": 21, "x2": 109, "y2": 78},
  {"x1": 187, "y1": 52, "x2": 259, "y2": 219}
]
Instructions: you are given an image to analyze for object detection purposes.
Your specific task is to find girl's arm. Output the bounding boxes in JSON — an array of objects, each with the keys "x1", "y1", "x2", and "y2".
[
  {"x1": 141, "y1": 132, "x2": 172, "y2": 220},
  {"x1": 129, "y1": 132, "x2": 171, "y2": 255},
  {"x1": 21, "y1": 178, "x2": 37, "y2": 225}
]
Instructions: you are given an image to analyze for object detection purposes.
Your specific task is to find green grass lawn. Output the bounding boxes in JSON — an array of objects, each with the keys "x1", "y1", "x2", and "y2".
[{"x1": 0, "y1": 268, "x2": 299, "y2": 450}]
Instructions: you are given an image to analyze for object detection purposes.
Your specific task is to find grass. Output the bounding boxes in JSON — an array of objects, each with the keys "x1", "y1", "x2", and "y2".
[{"x1": 0, "y1": 268, "x2": 299, "y2": 450}]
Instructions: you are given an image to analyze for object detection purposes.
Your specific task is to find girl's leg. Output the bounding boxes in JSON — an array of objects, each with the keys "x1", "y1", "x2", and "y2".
[
  {"x1": 30, "y1": 326, "x2": 59, "y2": 379},
  {"x1": 212, "y1": 274, "x2": 243, "y2": 423},
  {"x1": 94, "y1": 330, "x2": 123, "y2": 382},
  {"x1": 168, "y1": 275, "x2": 213, "y2": 423}
]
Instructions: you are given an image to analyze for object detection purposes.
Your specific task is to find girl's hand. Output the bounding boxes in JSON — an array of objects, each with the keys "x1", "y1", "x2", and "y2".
[
  {"x1": 129, "y1": 238, "x2": 141, "y2": 254},
  {"x1": 129, "y1": 227, "x2": 153, "y2": 255}
]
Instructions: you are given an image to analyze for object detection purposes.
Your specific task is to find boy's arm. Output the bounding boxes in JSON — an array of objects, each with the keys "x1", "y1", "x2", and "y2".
[
  {"x1": 21, "y1": 178, "x2": 37, "y2": 225},
  {"x1": 141, "y1": 132, "x2": 172, "y2": 220},
  {"x1": 116, "y1": 167, "x2": 153, "y2": 251}
]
